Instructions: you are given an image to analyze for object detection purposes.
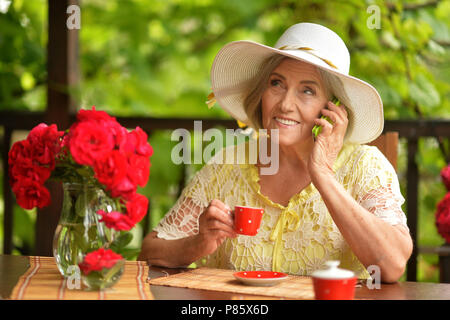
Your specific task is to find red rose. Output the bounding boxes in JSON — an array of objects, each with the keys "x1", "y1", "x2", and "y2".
[
  {"x1": 78, "y1": 248, "x2": 123, "y2": 275},
  {"x1": 109, "y1": 121, "x2": 128, "y2": 149},
  {"x1": 109, "y1": 175, "x2": 136, "y2": 201},
  {"x1": 127, "y1": 153, "x2": 150, "y2": 187},
  {"x1": 441, "y1": 165, "x2": 450, "y2": 191},
  {"x1": 8, "y1": 140, "x2": 31, "y2": 166},
  {"x1": 94, "y1": 150, "x2": 128, "y2": 190},
  {"x1": 97, "y1": 210, "x2": 135, "y2": 231},
  {"x1": 76, "y1": 106, "x2": 128, "y2": 148},
  {"x1": 10, "y1": 157, "x2": 51, "y2": 185},
  {"x1": 76, "y1": 106, "x2": 115, "y2": 124},
  {"x1": 133, "y1": 127, "x2": 153, "y2": 157},
  {"x1": 12, "y1": 178, "x2": 51, "y2": 210},
  {"x1": 126, "y1": 193, "x2": 148, "y2": 224},
  {"x1": 121, "y1": 127, "x2": 153, "y2": 158},
  {"x1": 68, "y1": 120, "x2": 115, "y2": 166},
  {"x1": 27, "y1": 123, "x2": 63, "y2": 169},
  {"x1": 436, "y1": 192, "x2": 450, "y2": 243}
]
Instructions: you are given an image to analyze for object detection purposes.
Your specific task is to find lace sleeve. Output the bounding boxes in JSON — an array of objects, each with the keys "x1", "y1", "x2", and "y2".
[
  {"x1": 152, "y1": 195, "x2": 205, "y2": 240},
  {"x1": 355, "y1": 146, "x2": 409, "y2": 231},
  {"x1": 152, "y1": 162, "x2": 218, "y2": 240},
  {"x1": 153, "y1": 146, "x2": 239, "y2": 239}
]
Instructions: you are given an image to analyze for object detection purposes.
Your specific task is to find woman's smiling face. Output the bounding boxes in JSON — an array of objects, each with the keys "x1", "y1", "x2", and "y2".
[{"x1": 261, "y1": 58, "x2": 330, "y2": 147}]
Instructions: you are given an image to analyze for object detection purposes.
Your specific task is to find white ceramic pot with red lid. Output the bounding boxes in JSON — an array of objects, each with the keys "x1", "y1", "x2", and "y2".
[{"x1": 312, "y1": 260, "x2": 357, "y2": 300}]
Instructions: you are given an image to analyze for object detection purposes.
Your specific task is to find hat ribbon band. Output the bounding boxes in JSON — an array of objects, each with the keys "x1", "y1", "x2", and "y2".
[
  {"x1": 205, "y1": 91, "x2": 248, "y2": 128},
  {"x1": 277, "y1": 45, "x2": 338, "y2": 70}
]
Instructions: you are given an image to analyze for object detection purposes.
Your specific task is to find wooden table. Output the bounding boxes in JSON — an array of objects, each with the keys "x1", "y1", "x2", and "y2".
[
  {"x1": 147, "y1": 266, "x2": 450, "y2": 300},
  {"x1": 2, "y1": 254, "x2": 450, "y2": 300}
]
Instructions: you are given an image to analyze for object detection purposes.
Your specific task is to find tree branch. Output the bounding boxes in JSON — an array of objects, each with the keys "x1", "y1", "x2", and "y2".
[
  {"x1": 434, "y1": 39, "x2": 450, "y2": 47},
  {"x1": 386, "y1": 0, "x2": 441, "y2": 12}
]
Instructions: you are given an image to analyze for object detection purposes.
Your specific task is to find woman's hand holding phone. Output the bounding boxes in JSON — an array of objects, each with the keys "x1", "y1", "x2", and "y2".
[
  {"x1": 308, "y1": 97, "x2": 348, "y2": 180},
  {"x1": 312, "y1": 97, "x2": 341, "y2": 139}
]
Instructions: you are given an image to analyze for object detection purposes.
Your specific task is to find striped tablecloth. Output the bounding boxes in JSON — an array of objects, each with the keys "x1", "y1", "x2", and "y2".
[{"x1": 10, "y1": 256, "x2": 153, "y2": 300}]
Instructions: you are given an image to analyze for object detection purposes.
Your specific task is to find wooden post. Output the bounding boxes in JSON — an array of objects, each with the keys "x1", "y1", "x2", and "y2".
[
  {"x1": 406, "y1": 138, "x2": 419, "y2": 281},
  {"x1": 368, "y1": 132, "x2": 399, "y2": 171},
  {"x1": 34, "y1": 0, "x2": 79, "y2": 256},
  {"x1": 439, "y1": 244, "x2": 450, "y2": 283},
  {"x1": 2, "y1": 127, "x2": 13, "y2": 254}
]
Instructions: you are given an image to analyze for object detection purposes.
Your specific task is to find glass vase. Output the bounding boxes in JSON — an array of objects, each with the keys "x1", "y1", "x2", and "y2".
[
  {"x1": 81, "y1": 257, "x2": 125, "y2": 290},
  {"x1": 52, "y1": 181, "x2": 121, "y2": 286}
]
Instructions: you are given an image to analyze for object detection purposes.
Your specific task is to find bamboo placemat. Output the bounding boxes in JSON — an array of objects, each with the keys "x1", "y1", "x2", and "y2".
[
  {"x1": 149, "y1": 268, "x2": 315, "y2": 300},
  {"x1": 10, "y1": 256, "x2": 153, "y2": 300}
]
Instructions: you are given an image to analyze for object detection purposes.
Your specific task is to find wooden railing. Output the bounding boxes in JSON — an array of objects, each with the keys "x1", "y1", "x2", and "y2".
[{"x1": 1, "y1": 110, "x2": 450, "y2": 281}]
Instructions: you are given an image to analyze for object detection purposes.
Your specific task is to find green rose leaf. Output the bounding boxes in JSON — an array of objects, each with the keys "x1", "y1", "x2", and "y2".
[
  {"x1": 119, "y1": 248, "x2": 141, "y2": 260},
  {"x1": 110, "y1": 232, "x2": 133, "y2": 252}
]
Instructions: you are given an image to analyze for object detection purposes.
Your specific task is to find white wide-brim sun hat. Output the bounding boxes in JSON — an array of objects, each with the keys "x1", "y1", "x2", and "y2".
[{"x1": 210, "y1": 22, "x2": 384, "y2": 144}]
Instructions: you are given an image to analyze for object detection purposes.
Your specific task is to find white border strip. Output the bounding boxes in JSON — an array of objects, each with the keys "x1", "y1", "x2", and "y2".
[{"x1": 136, "y1": 262, "x2": 147, "y2": 300}]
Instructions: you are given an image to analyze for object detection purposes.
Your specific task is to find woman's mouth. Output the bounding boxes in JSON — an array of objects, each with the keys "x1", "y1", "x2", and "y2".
[{"x1": 274, "y1": 117, "x2": 300, "y2": 128}]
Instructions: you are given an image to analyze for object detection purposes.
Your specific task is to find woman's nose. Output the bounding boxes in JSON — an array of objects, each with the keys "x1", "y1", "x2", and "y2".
[{"x1": 279, "y1": 89, "x2": 296, "y2": 113}]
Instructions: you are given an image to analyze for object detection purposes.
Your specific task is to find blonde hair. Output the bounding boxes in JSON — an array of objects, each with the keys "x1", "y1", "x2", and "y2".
[
  {"x1": 242, "y1": 55, "x2": 335, "y2": 129},
  {"x1": 317, "y1": 68, "x2": 350, "y2": 105},
  {"x1": 243, "y1": 54, "x2": 286, "y2": 129}
]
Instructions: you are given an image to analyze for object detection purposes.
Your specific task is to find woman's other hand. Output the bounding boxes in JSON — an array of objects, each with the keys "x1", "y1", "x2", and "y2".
[
  {"x1": 195, "y1": 199, "x2": 237, "y2": 257},
  {"x1": 308, "y1": 100, "x2": 348, "y2": 178}
]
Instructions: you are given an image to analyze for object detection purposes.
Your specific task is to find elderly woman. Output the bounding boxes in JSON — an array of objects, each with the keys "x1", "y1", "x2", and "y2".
[{"x1": 139, "y1": 23, "x2": 413, "y2": 282}]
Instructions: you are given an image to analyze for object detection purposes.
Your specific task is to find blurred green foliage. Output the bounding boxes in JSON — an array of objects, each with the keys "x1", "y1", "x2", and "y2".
[{"x1": 0, "y1": 0, "x2": 449, "y2": 281}]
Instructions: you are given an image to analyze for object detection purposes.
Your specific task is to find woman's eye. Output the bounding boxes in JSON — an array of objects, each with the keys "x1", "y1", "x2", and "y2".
[
  {"x1": 270, "y1": 79, "x2": 282, "y2": 87},
  {"x1": 303, "y1": 87, "x2": 315, "y2": 95}
]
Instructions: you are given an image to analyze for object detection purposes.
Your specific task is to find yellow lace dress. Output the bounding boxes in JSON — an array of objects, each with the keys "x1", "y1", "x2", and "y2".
[{"x1": 153, "y1": 142, "x2": 408, "y2": 279}]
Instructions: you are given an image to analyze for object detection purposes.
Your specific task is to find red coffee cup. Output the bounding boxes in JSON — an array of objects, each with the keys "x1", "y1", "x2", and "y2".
[
  {"x1": 312, "y1": 260, "x2": 357, "y2": 300},
  {"x1": 234, "y1": 206, "x2": 264, "y2": 236}
]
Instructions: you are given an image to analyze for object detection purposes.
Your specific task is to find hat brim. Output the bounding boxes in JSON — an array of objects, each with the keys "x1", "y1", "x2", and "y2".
[{"x1": 211, "y1": 40, "x2": 384, "y2": 144}]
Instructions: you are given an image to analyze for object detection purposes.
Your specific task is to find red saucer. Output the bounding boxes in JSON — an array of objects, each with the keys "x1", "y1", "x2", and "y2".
[{"x1": 233, "y1": 271, "x2": 288, "y2": 286}]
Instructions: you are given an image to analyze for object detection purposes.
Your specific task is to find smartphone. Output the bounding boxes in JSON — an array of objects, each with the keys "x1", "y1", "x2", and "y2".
[{"x1": 312, "y1": 97, "x2": 341, "y2": 138}]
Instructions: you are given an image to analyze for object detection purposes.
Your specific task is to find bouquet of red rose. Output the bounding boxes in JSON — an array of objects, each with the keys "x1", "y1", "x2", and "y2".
[
  {"x1": 8, "y1": 107, "x2": 153, "y2": 288},
  {"x1": 436, "y1": 164, "x2": 450, "y2": 244}
]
